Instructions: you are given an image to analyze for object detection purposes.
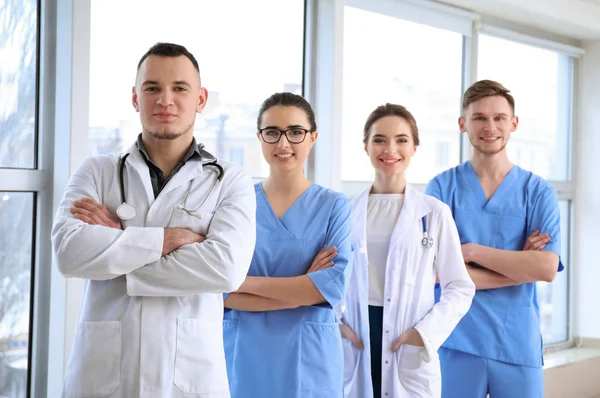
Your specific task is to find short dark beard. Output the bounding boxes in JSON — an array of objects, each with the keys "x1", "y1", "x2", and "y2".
[{"x1": 144, "y1": 121, "x2": 194, "y2": 140}]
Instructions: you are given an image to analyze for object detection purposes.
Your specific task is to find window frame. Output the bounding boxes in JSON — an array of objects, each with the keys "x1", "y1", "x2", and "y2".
[
  {"x1": 37, "y1": 1, "x2": 582, "y2": 393},
  {"x1": 0, "y1": 0, "x2": 57, "y2": 397}
]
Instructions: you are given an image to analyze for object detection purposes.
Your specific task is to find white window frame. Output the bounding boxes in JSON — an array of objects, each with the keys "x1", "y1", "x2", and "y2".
[{"x1": 0, "y1": 0, "x2": 63, "y2": 396}]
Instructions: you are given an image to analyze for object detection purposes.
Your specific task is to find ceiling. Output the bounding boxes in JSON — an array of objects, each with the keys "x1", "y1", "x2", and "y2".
[{"x1": 436, "y1": 0, "x2": 600, "y2": 40}]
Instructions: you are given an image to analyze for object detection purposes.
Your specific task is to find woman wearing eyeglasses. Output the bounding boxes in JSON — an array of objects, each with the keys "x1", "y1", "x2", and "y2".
[{"x1": 222, "y1": 92, "x2": 353, "y2": 398}]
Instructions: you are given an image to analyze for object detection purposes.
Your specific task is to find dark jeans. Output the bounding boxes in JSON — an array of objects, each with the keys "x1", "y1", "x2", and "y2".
[{"x1": 369, "y1": 305, "x2": 384, "y2": 398}]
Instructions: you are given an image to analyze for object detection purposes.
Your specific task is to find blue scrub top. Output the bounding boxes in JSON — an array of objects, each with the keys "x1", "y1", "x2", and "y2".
[
  {"x1": 223, "y1": 183, "x2": 353, "y2": 398},
  {"x1": 426, "y1": 161, "x2": 563, "y2": 368}
]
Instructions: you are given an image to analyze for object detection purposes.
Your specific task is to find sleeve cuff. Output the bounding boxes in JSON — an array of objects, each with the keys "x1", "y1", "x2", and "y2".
[
  {"x1": 414, "y1": 326, "x2": 436, "y2": 363},
  {"x1": 308, "y1": 269, "x2": 343, "y2": 308}
]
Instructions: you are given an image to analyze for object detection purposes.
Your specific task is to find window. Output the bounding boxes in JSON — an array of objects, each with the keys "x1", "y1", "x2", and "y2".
[
  {"x1": 0, "y1": 193, "x2": 33, "y2": 398},
  {"x1": 0, "y1": 0, "x2": 37, "y2": 168},
  {"x1": 342, "y1": 6, "x2": 463, "y2": 183},
  {"x1": 538, "y1": 200, "x2": 570, "y2": 345},
  {"x1": 0, "y1": 0, "x2": 39, "y2": 396},
  {"x1": 228, "y1": 147, "x2": 245, "y2": 169},
  {"x1": 88, "y1": 0, "x2": 304, "y2": 178},
  {"x1": 477, "y1": 34, "x2": 573, "y2": 181},
  {"x1": 434, "y1": 141, "x2": 450, "y2": 170}
]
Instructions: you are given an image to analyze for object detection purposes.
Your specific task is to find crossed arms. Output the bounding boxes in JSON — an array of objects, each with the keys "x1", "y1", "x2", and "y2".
[
  {"x1": 463, "y1": 230, "x2": 559, "y2": 290},
  {"x1": 51, "y1": 158, "x2": 256, "y2": 296}
]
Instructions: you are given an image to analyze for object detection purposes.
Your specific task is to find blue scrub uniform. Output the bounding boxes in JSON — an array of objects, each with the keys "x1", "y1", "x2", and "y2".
[
  {"x1": 223, "y1": 183, "x2": 353, "y2": 398},
  {"x1": 426, "y1": 161, "x2": 563, "y2": 398}
]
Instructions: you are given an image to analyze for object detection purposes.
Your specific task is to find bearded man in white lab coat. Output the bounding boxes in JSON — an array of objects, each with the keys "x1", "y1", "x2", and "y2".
[{"x1": 52, "y1": 42, "x2": 256, "y2": 398}]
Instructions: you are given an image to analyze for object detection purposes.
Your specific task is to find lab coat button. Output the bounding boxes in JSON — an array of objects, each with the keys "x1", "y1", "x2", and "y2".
[
  {"x1": 385, "y1": 330, "x2": 389, "y2": 334},
  {"x1": 385, "y1": 360, "x2": 389, "y2": 364},
  {"x1": 387, "y1": 298, "x2": 391, "y2": 302}
]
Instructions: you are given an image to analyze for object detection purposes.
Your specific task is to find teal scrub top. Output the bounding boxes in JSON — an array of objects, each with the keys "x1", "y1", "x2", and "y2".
[
  {"x1": 426, "y1": 161, "x2": 563, "y2": 368},
  {"x1": 223, "y1": 183, "x2": 353, "y2": 398}
]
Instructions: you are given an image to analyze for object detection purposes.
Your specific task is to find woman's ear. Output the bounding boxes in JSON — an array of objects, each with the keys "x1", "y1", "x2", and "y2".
[{"x1": 310, "y1": 131, "x2": 319, "y2": 147}]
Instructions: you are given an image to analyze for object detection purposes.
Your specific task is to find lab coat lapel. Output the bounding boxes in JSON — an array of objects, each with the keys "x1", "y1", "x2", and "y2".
[
  {"x1": 352, "y1": 187, "x2": 370, "y2": 259},
  {"x1": 124, "y1": 148, "x2": 155, "y2": 207},
  {"x1": 389, "y1": 185, "x2": 430, "y2": 243},
  {"x1": 159, "y1": 160, "x2": 205, "y2": 198}
]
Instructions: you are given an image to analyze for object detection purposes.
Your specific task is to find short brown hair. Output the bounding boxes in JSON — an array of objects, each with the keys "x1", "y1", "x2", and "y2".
[
  {"x1": 363, "y1": 103, "x2": 419, "y2": 146},
  {"x1": 462, "y1": 80, "x2": 515, "y2": 114}
]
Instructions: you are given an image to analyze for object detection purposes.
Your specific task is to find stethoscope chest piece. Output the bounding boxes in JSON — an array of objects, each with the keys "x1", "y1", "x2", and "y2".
[
  {"x1": 421, "y1": 236, "x2": 434, "y2": 248},
  {"x1": 116, "y1": 202, "x2": 136, "y2": 221}
]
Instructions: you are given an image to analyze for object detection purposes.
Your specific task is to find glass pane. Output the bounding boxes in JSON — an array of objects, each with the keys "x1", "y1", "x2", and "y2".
[
  {"x1": 89, "y1": 0, "x2": 304, "y2": 178},
  {"x1": 0, "y1": 0, "x2": 38, "y2": 169},
  {"x1": 0, "y1": 192, "x2": 33, "y2": 398},
  {"x1": 537, "y1": 200, "x2": 569, "y2": 345},
  {"x1": 478, "y1": 34, "x2": 572, "y2": 181},
  {"x1": 342, "y1": 7, "x2": 463, "y2": 183}
]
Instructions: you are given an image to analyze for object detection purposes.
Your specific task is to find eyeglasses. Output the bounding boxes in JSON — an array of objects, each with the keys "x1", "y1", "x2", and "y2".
[{"x1": 259, "y1": 127, "x2": 313, "y2": 144}]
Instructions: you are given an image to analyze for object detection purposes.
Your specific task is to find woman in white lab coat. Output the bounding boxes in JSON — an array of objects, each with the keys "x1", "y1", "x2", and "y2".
[{"x1": 339, "y1": 103, "x2": 475, "y2": 398}]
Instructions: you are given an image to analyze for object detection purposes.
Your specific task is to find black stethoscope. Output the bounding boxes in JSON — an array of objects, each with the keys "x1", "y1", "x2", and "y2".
[
  {"x1": 116, "y1": 151, "x2": 224, "y2": 221},
  {"x1": 421, "y1": 215, "x2": 434, "y2": 248}
]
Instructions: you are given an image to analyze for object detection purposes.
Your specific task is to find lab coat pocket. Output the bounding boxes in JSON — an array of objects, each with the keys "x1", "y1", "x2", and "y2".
[
  {"x1": 169, "y1": 206, "x2": 214, "y2": 236},
  {"x1": 63, "y1": 321, "x2": 121, "y2": 397},
  {"x1": 300, "y1": 321, "x2": 344, "y2": 397},
  {"x1": 174, "y1": 318, "x2": 229, "y2": 395},
  {"x1": 397, "y1": 344, "x2": 440, "y2": 397}
]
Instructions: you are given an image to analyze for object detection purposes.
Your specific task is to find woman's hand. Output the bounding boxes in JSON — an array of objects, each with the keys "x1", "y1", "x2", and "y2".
[
  {"x1": 339, "y1": 324, "x2": 364, "y2": 350},
  {"x1": 307, "y1": 245, "x2": 337, "y2": 273},
  {"x1": 392, "y1": 329, "x2": 424, "y2": 352}
]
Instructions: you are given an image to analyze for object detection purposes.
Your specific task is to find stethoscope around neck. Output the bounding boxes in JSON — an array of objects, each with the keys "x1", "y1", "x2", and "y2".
[{"x1": 115, "y1": 152, "x2": 224, "y2": 221}]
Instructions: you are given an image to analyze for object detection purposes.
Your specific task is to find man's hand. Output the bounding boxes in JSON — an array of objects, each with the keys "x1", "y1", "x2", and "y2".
[
  {"x1": 307, "y1": 245, "x2": 337, "y2": 273},
  {"x1": 162, "y1": 227, "x2": 205, "y2": 256},
  {"x1": 339, "y1": 324, "x2": 363, "y2": 350},
  {"x1": 392, "y1": 329, "x2": 424, "y2": 352},
  {"x1": 71, "y1": 197, "x2": 122, "y2": 229},
  {"x1": 523, "y1": 230, "x2": 550, "y2": 251}
]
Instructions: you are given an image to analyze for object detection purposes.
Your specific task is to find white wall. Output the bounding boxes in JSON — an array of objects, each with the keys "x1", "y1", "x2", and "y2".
[{"x1": 574, "y1": 39, "x2": 600, "y2": 339}]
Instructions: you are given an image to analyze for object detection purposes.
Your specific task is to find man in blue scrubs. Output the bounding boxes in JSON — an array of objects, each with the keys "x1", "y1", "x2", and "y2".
[{"x1": 426, "y1": 80, "x2": 563, "y2": 398}]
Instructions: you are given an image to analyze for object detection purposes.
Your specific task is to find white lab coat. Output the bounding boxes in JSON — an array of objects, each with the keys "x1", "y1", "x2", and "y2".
[
  {"x1": 52, "y1": 146, "x2": 256, "y2": 398},
  {"x1": 340, "y1": 185, "x2": 475, "y2": 398}
]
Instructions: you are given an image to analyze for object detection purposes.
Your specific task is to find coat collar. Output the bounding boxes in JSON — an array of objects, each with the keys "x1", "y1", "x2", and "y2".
[
  {"x1": 353, "y1": 184, "x2": 432, "y2": 248},
  {"x1": 354, "y1": 183, "x2": 431, "y2": 222},
  {"x1": 122, "y1": 143, "x2": 209, "y2": 204}
]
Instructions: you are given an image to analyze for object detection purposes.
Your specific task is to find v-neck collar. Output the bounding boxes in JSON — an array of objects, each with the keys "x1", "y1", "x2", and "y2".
[
  {"x1": 257, "y1": 183, "x2": 315, "y2": 238},
  {"x1": 464, "y1": 161, "x2": 519, "y2": 211}
]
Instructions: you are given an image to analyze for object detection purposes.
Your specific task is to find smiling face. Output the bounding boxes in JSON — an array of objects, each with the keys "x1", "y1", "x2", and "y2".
[
  {"x1": 460, "y1": 95, "x2": 518, "y2": 156},
  {"x1": 132, "y1": 55, "x2": 207, "y2": 140},
  {"x1": 364, "y1": 115, "x2": 417, "y2": 177},
  {"x1": 257, "y1": 105, "x2": 318, "y2": 173}
]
